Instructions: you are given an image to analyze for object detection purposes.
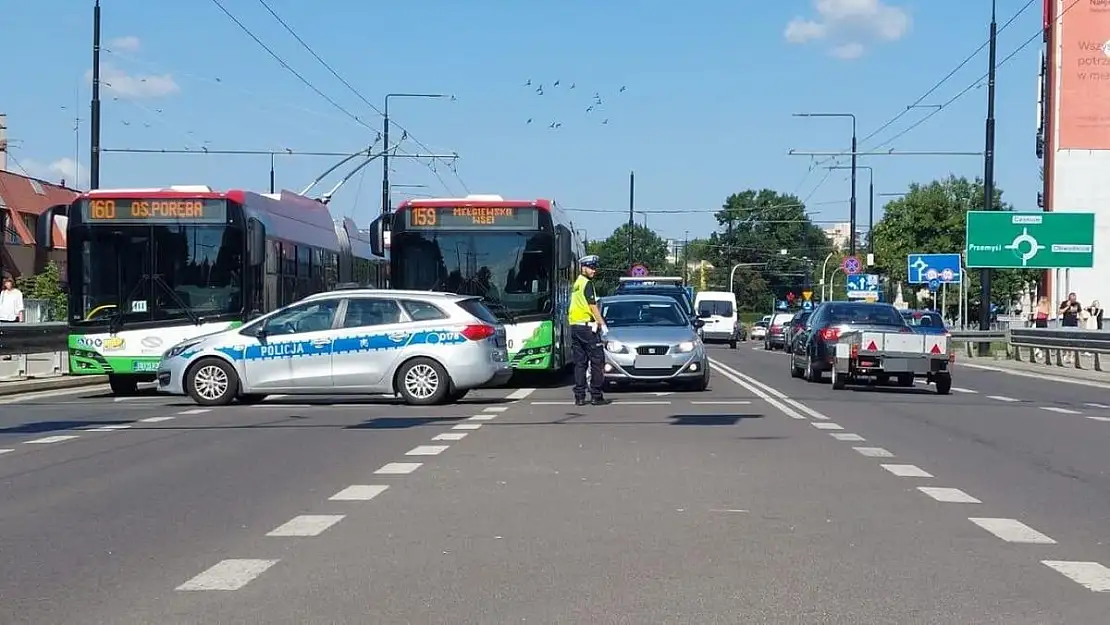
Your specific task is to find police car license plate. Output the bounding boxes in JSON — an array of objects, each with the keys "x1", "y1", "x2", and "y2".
[{"x1": 634, "y1": 355, "x2": 671, "y2": 369}]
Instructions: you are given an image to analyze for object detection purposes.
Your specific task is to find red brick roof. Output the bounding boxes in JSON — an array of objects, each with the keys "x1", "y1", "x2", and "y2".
[{"x1": 0, "y1": 169, "x2": 78, "y2": 248}]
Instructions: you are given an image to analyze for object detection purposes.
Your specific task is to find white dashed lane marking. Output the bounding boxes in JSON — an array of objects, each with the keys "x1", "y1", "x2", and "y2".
[
  {"x1": 950, "y1": 387, "x2": 977, "y2": 394},
  {"x1": 505, "y1": 388, "x2": 536, "y2": 400},
  {"x1": 406, "y1": 445, "x2": 448, "y2": 456},
  {"x1": 177, "y1": 408, "x2": 210, "y2": 415},
  {"x1": 140, "y1": 416, "x2": 175, "y2": 422},
  {"x1": 986, "y1": 395, "x2": 1021, "y2": 402},
  {"x1": 853, "y1": 447, "x2": 894, "y2": 458},
  {"x1": 917, "y1": 487, "x2": 981, "y2": 503},
  {"x1": 375, "y1": 462, "x2": 422, "y2": 474},
  {"x1": 1041, "y1": 561, "x2": 1110, "y2": 592},
  {"x1": 24, "y1": 435, "x2": 79, "y2": 444},
  {"x1": 812, "y1": 422, "x2": 843, "y2": 430},
  {"x1": 1084, "y1": 403, "x2": 1110, "y2": 409},
  {"x1": 266, "y1": 515, "x2": 346, "y2": 537},
  {"x1": 176, "y1": 559, "x2": 279, "y2": 591},
  {"x1": 1087, "y1": 416, "x2": 1110, "y2": 422},
  {"x1": 968, "y1": 518, "x2": 1057, "y2": 544},
  {"x1": 432, "y1": 432, "x2": 468, "y2": 441},
  {"x1": 880, "y1": 464, "x2": 933, "y2": 478},
  {"x1": 468, "y1": 415, "x2": 497, "y2": 421},
  {"x1": 0, "y1": 448, "x2": 12, "y2": 455},
  {"x1": 452, "y1": 423, "x2": 482, "y2": 430},
  {"x1": 329, "y1": 485, "x2": 389, "y2": 501},
  {"x1": 831, "y1": 433, "x2": 865, "y2": 441},
  {"x1": 483, "y1": 406, "x2": 508, "y2": 413},
  {"x1": 1040, "y1": 406, "x2": 1081, "y2": 414},
  {"x1": 691, "y1": 400, "x2": 752, "y2": 405}
]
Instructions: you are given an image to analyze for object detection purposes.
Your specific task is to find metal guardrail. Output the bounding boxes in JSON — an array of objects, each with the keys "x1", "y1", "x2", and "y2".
[
  {"x1": 0, "y1": 322, "x2": 69, "y2": 355},
  {"x1": 1008, "y1": 327, "x2": 1110, "y2": 371},
  {"x1": 949, "y1": 330, "x2": 1007, "y2": 341}
]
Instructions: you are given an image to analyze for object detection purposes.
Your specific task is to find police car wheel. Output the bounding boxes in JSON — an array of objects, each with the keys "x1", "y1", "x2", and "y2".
[
  {"x1": 396, "y1": 357, "x2": 451, "y2": 405},
  {"x1": 185, "y1": 357, "x2": 239, "y2": 406}
]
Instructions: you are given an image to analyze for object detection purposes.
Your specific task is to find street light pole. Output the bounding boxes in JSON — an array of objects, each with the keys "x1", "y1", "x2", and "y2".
[
  {"x1": 793, "y1": 112, "x2": 856, "y2": 255},
  {"x1": 826, "y1": 165, "x2": 874, "y2": 255},
  {"x1": 381, "y1": 93, "x2": 447, "y2": 215},
  {"x1": 978, "y1": 0, "x2": 998, "y2": 354}
]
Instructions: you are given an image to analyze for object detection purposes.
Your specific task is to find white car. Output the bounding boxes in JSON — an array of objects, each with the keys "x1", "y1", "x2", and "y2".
[{"x1": 157, "y1": 289, "x2": 512, "y2": 406}]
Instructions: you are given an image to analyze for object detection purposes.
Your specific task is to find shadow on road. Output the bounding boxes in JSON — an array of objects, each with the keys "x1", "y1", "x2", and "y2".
[{"x1": 0, "y1": 419, "x2": 132, "y2": 435}]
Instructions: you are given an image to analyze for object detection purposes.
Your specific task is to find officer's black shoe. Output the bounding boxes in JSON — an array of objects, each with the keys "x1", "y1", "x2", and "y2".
[
  {"x1": 575, "y1": 397, "x2": 589, "y2": 406},
  {"x1": 590, "y1": 397, "x2": 611, "y2": 406}
]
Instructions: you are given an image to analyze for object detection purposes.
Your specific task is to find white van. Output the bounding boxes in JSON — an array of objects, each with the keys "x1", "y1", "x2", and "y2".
[{"x1": 694, "y1": 290, "x2": 740, "y2": 348}]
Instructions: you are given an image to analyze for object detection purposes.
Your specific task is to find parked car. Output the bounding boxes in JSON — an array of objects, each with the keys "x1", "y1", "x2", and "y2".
[
  {"x1": 597, "y1": 294, "x2": 709, "y2": 391},
  {"x1": 157, "y1": 289, "x2": 512, "y2": 406}
]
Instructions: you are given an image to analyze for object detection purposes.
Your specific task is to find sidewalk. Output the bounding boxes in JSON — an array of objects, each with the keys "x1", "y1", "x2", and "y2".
[
  {"x1": 0, "y1": 352, "x2": 107, "y2": 397},
  {"x1": 959, "y1": 352, "x2": 1110, "y2": 384}
]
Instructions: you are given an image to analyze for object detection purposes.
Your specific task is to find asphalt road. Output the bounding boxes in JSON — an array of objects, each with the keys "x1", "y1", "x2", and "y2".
[{"x1": 1, "y1": 346, "x2": 1108, "y2": 623}]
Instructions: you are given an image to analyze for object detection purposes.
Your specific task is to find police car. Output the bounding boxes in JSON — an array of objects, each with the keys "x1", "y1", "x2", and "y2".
[{"x1": 156, "y1": 289, "x2": 512, "y2": 406}]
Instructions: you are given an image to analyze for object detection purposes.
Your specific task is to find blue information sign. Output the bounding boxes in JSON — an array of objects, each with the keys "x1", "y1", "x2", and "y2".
[{"x1": 906, "y1": 253, "x2": 962, "y2": 284}]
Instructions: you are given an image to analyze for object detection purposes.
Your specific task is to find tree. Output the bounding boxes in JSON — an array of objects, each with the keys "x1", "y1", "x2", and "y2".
[
  {"x1": 707, "y1": 189, "x2": 832, "y2": 310},
  {"x1": 586, "y1": 223, "x2": 669, "y2": 294},
  {"x1": 870, "y1": 175, "x2": 1039, "y2": 317},
  {"x1": 15, "y1": 260, "x2": 67, "y2": 322}
]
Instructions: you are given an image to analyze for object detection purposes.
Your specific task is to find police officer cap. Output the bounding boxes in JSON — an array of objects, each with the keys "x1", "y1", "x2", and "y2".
[{"x1": 579, "y1": 255, "x2": 600, "y2": 268}]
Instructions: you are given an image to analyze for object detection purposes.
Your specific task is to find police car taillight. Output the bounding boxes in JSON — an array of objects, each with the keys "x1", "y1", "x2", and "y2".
[{"x1": 461, "y1": 324, "x2": 496, "y2": 341}]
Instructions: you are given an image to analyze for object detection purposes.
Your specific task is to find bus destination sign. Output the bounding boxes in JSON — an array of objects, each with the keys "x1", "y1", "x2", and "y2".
[
  {"x1": 83, "y1": 198, "x2": 228, "y2": 224},
  {"x1": 404, "y1": 205, "x2": 539, "y2": 230}
]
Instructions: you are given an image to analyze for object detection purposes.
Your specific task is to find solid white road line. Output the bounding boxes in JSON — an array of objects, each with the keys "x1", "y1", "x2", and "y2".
[
  {"x1": 468, "y1": 415, "x2": 497, "y2": 421},
  {"x1": 1040, "y1": 406, "x2": 1081, "y2": 414},
  {"x1": 1085, "y1": 402, "x2": 1110, "y2": 409},
  {"x1": 710, "y1": 358, "x2": 830, "y2": 420},
  {"x1": 961, "y1": 362, "x2": 1110, "y2": 390},
  {"x1": 1041, "y1": 560, "x2": 1110, "y2": 592},
  {"x1": 406, "y1": 445, "x2": 448, "y2": 456},
  {"x1": 177, "y1": 408, "x2": 210, "y2": 415},
  {"x1": 986, "y1": 395, "x2": 1021, "y2": 402},
  {"x1": 917, "y1": 487, "x2": 981, "y2": 503},
  {"x1": 83, "y1": 427, "x2": 120, "y2": 432},
  {"x1": 140, "y1": 416, "x2": 175, "y2": 422},
  {"x1": 176, "y1": 559, "x2": 279, "y2": 591},
  {"x1": 329, "y1": 485, "x2": 389, "y2": 501},
  {"x1": 812, "y1": 422, "x2": 844, "y2": 430},
  {"x1": 690, "y1": 400, "x2": 752, "y2": 405},
  {"x1": 950, "y1": 387, "x2": 977, "y2": 394},
  {"x1": 101, "y1": 424, "x2": 132, "y2": 429},
  {"x1": 483, "y1": 406, "x2": 508, "y2": 412},
  {"x1": 432, "y1": 432, "x2": 468, "y2": 441},
  {"x1": 452, "y1": 423, "x2": 482, "y2": 430},
  {"x1": 968, "y1": 518, "x2": 1056, "y2": 544},
  {"x1": 831, "y1": 433, "x2": 865, "y2": 441},
  {"x1": 853, "y1": 447, "x2": 894, "y2": 458},
  {"x1": 0, "y1": 383, "x2": 113, "y2": 404},
  {"x1": 1087, "y1": 416, "x2": 1110, "y2": 422},
  {"x1": 880, "y1": 464, "x2": 933, "y2": 478},
  {"x1": 505, "y1": 388, "x2": 536, "y2": 400},
  {"x1": 266, "y1": 514, "x2": 345, "y2": 537},
  {"x1": 24, "y1": 435, "x2": 79, "y2": 444},
  {"x1": 375, "y1": 462, "x2": 422, "y2": 475},
  {"x1": 0, "y1": 449, "x2": 12, "y2": 455},
  {"x1": 709, "y1": 363, "x2": 807, "y2": 420}
]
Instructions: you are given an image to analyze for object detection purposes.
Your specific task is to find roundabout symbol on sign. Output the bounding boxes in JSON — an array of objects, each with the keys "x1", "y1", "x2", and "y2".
[{"x1": 1003, "y1": 227, "x2": 1046, "y2": 266}]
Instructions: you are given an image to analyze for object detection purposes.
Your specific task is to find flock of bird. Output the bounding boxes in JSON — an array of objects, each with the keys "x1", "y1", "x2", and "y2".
[{"x1": 521, "y1": 79, "x2": 627, "y2": 130}]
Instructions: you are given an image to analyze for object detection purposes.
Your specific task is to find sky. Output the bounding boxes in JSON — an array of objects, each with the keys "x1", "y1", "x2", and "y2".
[{"x1": 2, "y1": 0, "x2": 1046, "y2": 246}]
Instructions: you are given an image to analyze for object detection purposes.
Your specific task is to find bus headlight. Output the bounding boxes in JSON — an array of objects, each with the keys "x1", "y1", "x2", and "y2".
[
  {"x1": 606, "y1": 340, "x2": 628, "y2": 354},
  {"x1": 675, "y1": 341, "x2": 695, "y2": 353}
]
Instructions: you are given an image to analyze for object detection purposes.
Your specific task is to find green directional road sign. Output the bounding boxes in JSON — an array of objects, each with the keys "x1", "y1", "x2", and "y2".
[{"x1": 965, "y1": 211, "x2": 1095, "y2": 269}]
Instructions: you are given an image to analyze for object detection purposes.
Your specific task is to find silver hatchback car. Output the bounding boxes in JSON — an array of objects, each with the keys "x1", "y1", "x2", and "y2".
[
  {"x1": 598, "y1": 294, "x2": 710, "y2": 391},
  {"x1": 157, "y1": 289, "x2": 512, "y2": 406}
]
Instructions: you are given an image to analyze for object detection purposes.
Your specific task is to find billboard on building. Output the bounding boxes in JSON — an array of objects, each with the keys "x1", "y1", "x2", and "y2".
[{"x1": 1058, "y1": 0, "x2": 1110, "y2": 149}]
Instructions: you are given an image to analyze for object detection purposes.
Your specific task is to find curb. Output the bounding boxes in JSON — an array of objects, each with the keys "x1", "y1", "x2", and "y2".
[{"x1": 0, "y1": 375, "x2": 109, "y2": 397}]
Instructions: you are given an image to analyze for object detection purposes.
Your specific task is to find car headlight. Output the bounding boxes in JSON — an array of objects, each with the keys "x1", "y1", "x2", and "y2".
[
  {"x1": 164, "y1": 341, "x2": 200, "y2": 359},
  {"x1": 675, "y1": 341, "x2": 696, "y2": 353},
  {"x1": 606, "y1": 340, "x2": 628, "y2": 353}
]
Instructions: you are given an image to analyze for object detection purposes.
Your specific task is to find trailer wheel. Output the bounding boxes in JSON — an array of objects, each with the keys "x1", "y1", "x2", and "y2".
[{"x1": 934, "y1": 373, "x2": 952, "y2": 395}]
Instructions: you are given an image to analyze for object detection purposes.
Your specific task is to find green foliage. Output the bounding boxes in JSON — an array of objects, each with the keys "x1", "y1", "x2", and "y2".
[
  {"x1": 15, "y1": 261, "x2": 68, "y2": 321},
  {"x1": 870, "y1": 175, "x2": 1039, "y2": 316},
  {"x1": 585, "y1": 223, "x2": 669, "y2": 294}
]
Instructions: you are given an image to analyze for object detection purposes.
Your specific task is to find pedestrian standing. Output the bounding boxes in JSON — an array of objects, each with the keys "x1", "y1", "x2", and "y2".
[
  {"x1": 1059, "y1": 292, "x2": 1081, "y2": 364},
  {"x1": 568, "y1": 255, "x2": 611, "y2": 406},
  {"x1": 1085, "y1": 300, "x2": 1103, "y2": 330},
  {"x1": 0, "y1": 275, "x2": 24, "y2": 322}
]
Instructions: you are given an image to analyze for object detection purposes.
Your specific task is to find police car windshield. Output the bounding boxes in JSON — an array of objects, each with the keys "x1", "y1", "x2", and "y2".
[{"x1": 602, "y1": 301, "x2": 686, "y2": 327}]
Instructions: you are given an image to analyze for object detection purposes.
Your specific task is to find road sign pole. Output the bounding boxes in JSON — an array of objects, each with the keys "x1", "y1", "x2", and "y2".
[{"x1": 978, "y1": 0, "x2": 998, "y2": 356}]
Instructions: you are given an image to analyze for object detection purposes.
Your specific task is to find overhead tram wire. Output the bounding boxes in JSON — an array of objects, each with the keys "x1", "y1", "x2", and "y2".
[
  {"x1": 869, "y1": 0, "x2": 1081, "y2": 151},
  {"x1": 255, "y1": 0, "x2": 470, "y2": 195},
  {"x1": 811, "y1": 0, "x2": 1038, "y2": 167}
]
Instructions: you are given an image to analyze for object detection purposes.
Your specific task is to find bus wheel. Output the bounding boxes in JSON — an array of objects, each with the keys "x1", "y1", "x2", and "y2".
[
  {"x1": 185, "y1": 358, "x2": 239, "y2": 406},
  {"x1": 108, "y1": 375, "x2": 139, "y2": 395},
  {"x1": 396, "y1": 357, "x2": 451, "y2": 406}
]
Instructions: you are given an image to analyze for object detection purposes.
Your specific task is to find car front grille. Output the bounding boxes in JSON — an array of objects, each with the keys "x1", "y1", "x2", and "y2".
[{"x1": 636, "y1": 345, "x2": 670, "y2": 356}]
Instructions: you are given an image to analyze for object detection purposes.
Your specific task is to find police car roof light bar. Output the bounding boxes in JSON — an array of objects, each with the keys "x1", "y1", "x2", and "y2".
[
  {"x1": 334, "y1": 282, "x2": 365, "y2": 290},
  {"x1": 618, "y1": 276, "x2": 684, "y2": 283}
]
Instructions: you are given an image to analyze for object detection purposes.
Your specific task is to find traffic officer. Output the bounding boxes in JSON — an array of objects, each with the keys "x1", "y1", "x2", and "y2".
[{"x1": 568, "y1": 255, "x2": 611, "y2": 406}]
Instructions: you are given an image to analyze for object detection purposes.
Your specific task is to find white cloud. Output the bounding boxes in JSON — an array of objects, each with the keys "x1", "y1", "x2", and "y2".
[
  {"x1": 784, "y1": 0, "x2": 910, "y2": 59},
  {"x1": 20, "y1": 158, "x2": 88, "y2": 188},
  {"x1": 108, "y1": 35, "x2": 141, "y2": 52},
  {"x1": 84, "y1": 63, "x2": 180, "y2": 98}
]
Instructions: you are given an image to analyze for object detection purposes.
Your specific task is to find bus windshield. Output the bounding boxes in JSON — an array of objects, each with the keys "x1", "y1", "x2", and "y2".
[
  {"x1": 392, "y1": 230, "x2": 552, "y2": 320},
  {"x1": 69, "y1": 221, "x2": 244, "y2": 326}
]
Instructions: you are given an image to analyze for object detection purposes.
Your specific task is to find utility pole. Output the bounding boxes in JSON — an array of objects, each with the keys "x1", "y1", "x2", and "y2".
[
  {"x1": 683, "y1": 230, "x2": 689, "y2": 285},
  {"x1": 825, "y1": 165, "x2": 874, "y2": 255},
  {"x1": 792, "y1": 112, "x2": 856, "y2": 255},
  {"x1": 90, "y1": 0, "x2": 102, "y2": 189},
  {"x1": 726, "y1": 214, "x2": 734, "y2": 285},
  {"x1": 978, "y1": 0, "x2": 998, "y2": 355},
  {"x1": 381, "y1": 93, "x2": 448, "y2": 215},
  {"x1": 627, "y1": 170, "x2": 635, "y2": 270}
]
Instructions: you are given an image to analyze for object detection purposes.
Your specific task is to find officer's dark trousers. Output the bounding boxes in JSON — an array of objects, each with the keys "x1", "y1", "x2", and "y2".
[{"x1": 571, "y1": 325, "x2": 604, "y2": 400}]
